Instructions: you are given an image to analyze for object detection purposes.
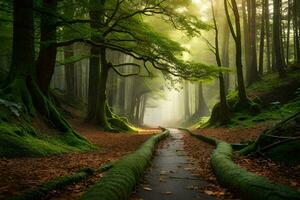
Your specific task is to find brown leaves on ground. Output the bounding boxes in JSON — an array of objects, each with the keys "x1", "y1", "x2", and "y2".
[
  {"x1": 182, "y1": 134, "x2": 236, "y2": 200},
  {"x1": 235, "y1": 156, "x2": 300, "y2": 190},
  {"x1": 0, "y1": 119, "x2": 155, "y2": 200},
  {"x1": 195, "y1": 123, "x2": 272, "y2": 143}
]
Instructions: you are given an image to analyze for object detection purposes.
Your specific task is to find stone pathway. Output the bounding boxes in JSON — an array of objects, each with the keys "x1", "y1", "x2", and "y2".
[{"x1": 132, "y1": 129, "x2": 214, "y2": 200}]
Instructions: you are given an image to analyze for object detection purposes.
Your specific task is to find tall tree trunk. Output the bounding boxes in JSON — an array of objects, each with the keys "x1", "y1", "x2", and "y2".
[
  {"x1": 198, "y1": 83, "x2": 209, "y2": 116},
  {"x1": 286, "y1": 0, "x2": 291, "y2": 64},
  {"x1": 247, "y1": 0, "x2": 260, "y2": 84},
  {"x1": 87, "y1": 0, "x2": 103, "y2": 121},
  {"x1": 94, "y1": 48, "x2": 111, "y2": 128},
  {"x1": 259, "y1": 0, "x2": 266, "y2": 75},
  {"x1": 224, "y1": 0, "x2": 249, "y2": 105},
  {"x1": 273, "y1": 0, "x2": 286, "y2": 77},
  {"x1": 64, "y1": 45, "x2": 76, "y2": 97},
  {"x1": 184, "y1": 81, "x2": 190, "y2": 120},
  {"x1": 242, "y1": 0, "x2": 251, "y2": 74},
  {"x1": 265, "y1": 0, "x2": 271, "y2": 71},
  {"x1": 294, "y1": 0, "x2": 300, "y2": 63},
  {"x1": 7, "y1": 0, "x2": 35, "y2": 82},
  {"x1": 221, "y1": 19, "x2": 230, "y2": 94},
  {"x1": 211, "y1": 0, "x2": 230, "y2": 123},
  {"x1": 36, "y1": 0, "x2": 57, "y2": 94}
]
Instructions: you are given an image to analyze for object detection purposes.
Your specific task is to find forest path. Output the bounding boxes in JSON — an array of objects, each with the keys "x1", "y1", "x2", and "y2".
[{"x1": 131, "y1": 129, "x2": 214, "y2": 200}]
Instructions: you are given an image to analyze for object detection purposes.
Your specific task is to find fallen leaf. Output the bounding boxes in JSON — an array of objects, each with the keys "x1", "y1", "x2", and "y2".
[{"x1": 143, "y1": 187, "x2": 152, "y2": 191}]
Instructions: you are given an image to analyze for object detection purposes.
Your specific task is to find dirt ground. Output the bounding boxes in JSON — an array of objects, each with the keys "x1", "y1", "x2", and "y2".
[{"x1": 0, "y1": 119, "x2": 156, "y2": 200}]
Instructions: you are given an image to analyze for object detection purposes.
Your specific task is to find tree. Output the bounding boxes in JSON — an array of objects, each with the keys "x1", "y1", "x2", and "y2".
[
  {"x1": 265, "y1": 0, "x2": 271, "y2": 71},
  {"x1": 209, "y1": 0, "x2": 230, "y2": 123},
  {"x1": 224, "y1": 0, "x2": 249, "y2": 105},
  {"x1": 1, "y1": 0, "x2": 90, "y2": 148},
  {"x1": 76, "y1": 0, "x2": 222, "y2": 130},
  {"x1": 247, "y1": 0, "x2": 260, "y2": 85},
  {"x1": 273, "y1": 0, "x2": 286, "y2": 77},
  {"x1": 259, "y1": 0, "x2": 266, "y2": 75}
]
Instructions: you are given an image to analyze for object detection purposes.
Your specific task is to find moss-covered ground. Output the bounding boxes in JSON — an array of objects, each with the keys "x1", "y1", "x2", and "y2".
[{"x1": 208, "y1": 69, "x2": 300, "y2": 128}]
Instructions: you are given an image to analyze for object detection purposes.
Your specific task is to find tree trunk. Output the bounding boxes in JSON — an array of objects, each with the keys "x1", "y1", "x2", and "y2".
[
  {"x1": 87, "y1": 0, "x2": 103, "y2": 121},
  {"x1": 221, "y1": 20, "x2": 230, "y2": 94},
  {"x1": 286, "y1": 0, "x2": 291, "y2": 64},
  {"x1": 224, "y1": 0, "x2": 249, "y2": 105},
  {"x1": 93, "y1": 47, "x2": 111, "y2": 129},
  {"x1": 294, "y1": 0, "x2": 300, "y2": 63},
  {"x1": 36, "y1": 0, "x2": 57, "y2": 94},
  {"x1": 273, "y1": 0, "x2": 286, "y2": 77},
  {"x1": 7, "y1": 0, "x2": 35, "y2": 83},
  {"x1": 184, "y1": 81, "x2": 190, "y2": 120},
  {"x1": 64, "y1": 45, "x2": 76, "y2": 97},
  {"x1": 259, "y1": 0, "x2": 266, "y2": 75},
  {"x1": 242, "y1": 0, "x2": 251, "y2": 74},
  {"x1": 198, "y1": 83, "x2": 209, "y2": 116},
  {"x1": 265, "y1": 0, "x2": 271, "y2": 71},
  {"x1": 247, "y1": 0, "x2": 260, "y2": 85},
  {"x1": 211, "y1": 0, "x2": 230, "y2": 123}
]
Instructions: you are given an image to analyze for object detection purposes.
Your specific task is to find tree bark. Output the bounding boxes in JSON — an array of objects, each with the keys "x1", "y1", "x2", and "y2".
[
  {"x1": 221, "y1": 20, "x2": 230, "y2": 94},
  {"x1": 259, "y1": 0, "x2": 266, "y2": 75},
  {"x1": 273, "y1": 0, "x2": 286, "y2": 77},
  {"x1": 265, "y1": 0, "x2": 271, "y2": 71},
  {"x1": 247, "y1": 0, "x2": 260, "y2": 85},
  {"x1": 286, "y1": 0, "x2": 291, "y2": 64},
  {"x1": 64, "y1": 45, "x2": 76, "y2": 97},
  {"x1": 36, "y1": 0, "x2": 57, "y2": 94}
]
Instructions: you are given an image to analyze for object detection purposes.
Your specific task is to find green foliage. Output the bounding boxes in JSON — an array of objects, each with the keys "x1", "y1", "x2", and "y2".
[{"x1": 80, "y1": 130, "x2": 169, "y2": 200}]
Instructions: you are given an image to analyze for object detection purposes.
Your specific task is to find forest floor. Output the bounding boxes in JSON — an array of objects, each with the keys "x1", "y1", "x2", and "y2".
[
  {"x1": 0, "y1": 118, "x2": 157, "y2": 200},
  {"x1": 183, "y1": 123, "x2": 300, "y2": 200}
]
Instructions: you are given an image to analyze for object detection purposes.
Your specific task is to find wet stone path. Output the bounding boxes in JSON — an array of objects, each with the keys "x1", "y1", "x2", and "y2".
[{"x1": 132, "y1": 129, "x2": 214, "y2": 200}]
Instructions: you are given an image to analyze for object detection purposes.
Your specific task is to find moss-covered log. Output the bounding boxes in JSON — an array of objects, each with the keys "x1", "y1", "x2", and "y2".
[
  {"x1": 182, "y1": 128, "x2": 300, "y2": 200},
  {"x1": 8, "y1": 164, "x2": 113, "y2": 200},
  {"x1": 211, "y1": 141, "x2": 300, "y2": 200},
  {"x1": 80, "y1": 130, "x2": 169, "y2": 200}
]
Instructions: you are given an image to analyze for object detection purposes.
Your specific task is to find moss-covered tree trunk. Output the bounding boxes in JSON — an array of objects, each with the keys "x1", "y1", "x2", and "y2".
[{"x1": 1, "y1": 0, "x2": 90, "y2": 148}]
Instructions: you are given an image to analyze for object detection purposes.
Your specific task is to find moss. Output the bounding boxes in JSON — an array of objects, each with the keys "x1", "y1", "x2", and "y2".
[
  {"x1": 0, "y1": 79, "x2": 95, "y2": 157},
  {"x1": 80, "y1": 130, "x2": 169, "y2": 200},
  {"x1": 106, "y1": 105, "x2": 138, "y2": 133},
  {"x1": 0, "y1": 121, "x2": 95, "y2": 157},
  {"x1": 266, "y1": 140, "x2": 300, "y2": 166},
  {"x1": 211, "y1": 142, "x2": 300, "y2": 200},
  {"x1": 8, "y1": 164, "x2": 113, "y2": 200}
]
